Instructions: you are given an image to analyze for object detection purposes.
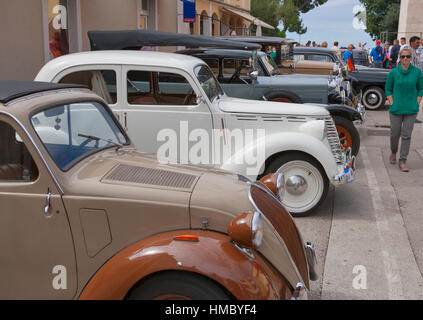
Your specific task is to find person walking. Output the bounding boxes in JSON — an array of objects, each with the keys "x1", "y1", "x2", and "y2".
[
  {"x1": 385, "y1": 47, "x2": 423, "y2": 172},
  {"x1": 390, "y1": 39, "x2": 401, "y2": 68},
  {"x1": 370, "y1": 40, "x2": 386, "y2": 68},
  {"x1": 408, "y1": 36, "x2": 423, "y2": 123}
]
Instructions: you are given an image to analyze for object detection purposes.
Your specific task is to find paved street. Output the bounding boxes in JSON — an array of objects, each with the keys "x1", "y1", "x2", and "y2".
[{"x1": 295, "y1": 105, "x2": 423, "y2": 299}]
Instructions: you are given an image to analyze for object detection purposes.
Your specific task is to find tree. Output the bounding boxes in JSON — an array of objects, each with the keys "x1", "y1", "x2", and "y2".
[
  {"x1": 357, "y1": 0, "x2": 401, "y2": 42},
  {"x1": 251, "y1": 0, "x2": 328, "y2": 36}
]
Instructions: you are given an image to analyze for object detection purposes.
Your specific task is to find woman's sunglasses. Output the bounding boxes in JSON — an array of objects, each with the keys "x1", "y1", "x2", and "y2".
[{"x1": 401, "y1": 55, "x2": 412, "y2": 59}]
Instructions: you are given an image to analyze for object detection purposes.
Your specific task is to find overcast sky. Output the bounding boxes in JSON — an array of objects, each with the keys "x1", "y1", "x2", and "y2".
[{"x1": 284, "y1": 0, "x2": 375, "y2": 49}]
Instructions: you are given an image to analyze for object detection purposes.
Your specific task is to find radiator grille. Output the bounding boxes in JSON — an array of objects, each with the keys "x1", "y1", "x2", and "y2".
[
  {"x1": 103, "y1": 164, "x2": 197, "y2": 190},
  {"x1": 324, "y1": 117, "x2": 345, "y2": 165}
]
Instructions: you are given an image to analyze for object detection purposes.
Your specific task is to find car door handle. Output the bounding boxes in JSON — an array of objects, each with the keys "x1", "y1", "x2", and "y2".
[{"x1": 44, "y1": 188, "x2": 51, "y2": 214}]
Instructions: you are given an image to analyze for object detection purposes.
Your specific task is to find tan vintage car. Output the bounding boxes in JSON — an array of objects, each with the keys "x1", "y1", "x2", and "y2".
[{"x1": 0, "y1": 81, "x2": 317, "y2": 300}]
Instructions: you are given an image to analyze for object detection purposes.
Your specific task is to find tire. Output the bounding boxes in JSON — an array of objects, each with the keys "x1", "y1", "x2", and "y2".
[
  {"x1": 332, "y1": 115, "x2": 360, "y2": 156},
  {"x1": 362, "y1": 86, "x2": 386, "y2": 110},
  {"x1": 265, "y1": 90, "x2": 304, "y2": 104},
  {"x1": 126, "y1": 271, "x2": 231, "y2": 300},
  {"x1": 265, "y1": 152, "x2": 329, "y2": 217}
]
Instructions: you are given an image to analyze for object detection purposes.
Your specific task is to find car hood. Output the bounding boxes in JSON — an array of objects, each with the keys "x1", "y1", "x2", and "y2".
[{"x1": 218, "y1": 96, "x2": 330, "y2": 116}]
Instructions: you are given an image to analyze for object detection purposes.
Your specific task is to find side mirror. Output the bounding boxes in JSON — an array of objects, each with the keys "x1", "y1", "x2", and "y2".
[
  {"x1": 248, "y1": 71, "x2": 258, "y2": 80},
  {"x1": 196, "y1": 95, "x2": 206, "y2": 104}
]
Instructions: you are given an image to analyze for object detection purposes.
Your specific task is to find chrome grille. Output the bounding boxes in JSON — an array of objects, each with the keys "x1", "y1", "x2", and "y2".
[
  {"x1": 324, "y1": 117, "x2": 344, "y2": 165},
  {"x1": 102, "y1": 164, "x2": 197, "y2": 190}
]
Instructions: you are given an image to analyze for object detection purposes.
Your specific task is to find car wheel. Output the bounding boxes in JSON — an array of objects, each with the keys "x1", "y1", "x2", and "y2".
[
  {"x1": 265, "y1": 90, "x2": 304, "y2": 104},
  {"x1": 126, "y1": 271, "x2": 231, "y2": 300},
  {"x1": 332, "y1": 115, "x2": 360, "y2": 156},
  {"x1": 362, "y1": 86, "x2": 386, "y2": 110},
  {"x1": 265, "y1": 152, "x2": 329, "y2": 217}
]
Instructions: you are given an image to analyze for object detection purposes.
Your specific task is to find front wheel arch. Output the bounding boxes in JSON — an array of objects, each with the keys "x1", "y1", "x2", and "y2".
[{"x1": 125, "y1": 270, "x2": 234, "y2": 300}]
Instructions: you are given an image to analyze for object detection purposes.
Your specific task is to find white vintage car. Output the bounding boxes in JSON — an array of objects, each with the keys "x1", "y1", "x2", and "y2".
[{"x1": 35, "y1": 51, "x2": 354, "y2": 216}]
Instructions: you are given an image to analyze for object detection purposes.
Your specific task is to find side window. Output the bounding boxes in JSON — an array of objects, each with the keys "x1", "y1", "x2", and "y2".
[
  {"x1": 222, "y1": 59, "x2": 251, "y2": 76},
  {"x1": 294, "y1": 54, "x2": 305, "y2": 62},
  {"x1": 202, "y1": 58, "x2": 219, "y2": 74},
  {"x1": 59, "y1": 70, "x2": 117, "y2": 104},
  {"x1": 0, "y1": 121, "x2": 39, "y2": 182},
  {"x1": 310, "y1": 55, "x2": 331, "y2": 62},
  {"x1": 127, "y1": 70, "x2": 196, "y2": 106}
]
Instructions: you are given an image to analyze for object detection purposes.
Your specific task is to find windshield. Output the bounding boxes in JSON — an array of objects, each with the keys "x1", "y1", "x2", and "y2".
[
  {"x1": 31, "y1": 101, "x2": 129, "y2": 170},
  {"x1": 260, "y1": 54, "x2": 280, "y2": 76},
  {"x1": 194, "y1": 64, "x2": 225, "y2": 102}
]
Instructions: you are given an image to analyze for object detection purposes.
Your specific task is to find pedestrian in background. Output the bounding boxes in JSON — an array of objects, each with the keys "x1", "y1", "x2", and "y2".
[
  {"x1": 384, "y1": 42, "x2": 391, "y2": 69},
  {"x1": 370, "y1": 40, "x2": 386, "y2": 68},
  {"x1": 408, "y1": 36, "x2": 422, "y2": 123},
  {"x1": 390, "y1": 39, "x2": 400, "y2": 68},
  {"x1": 344, "y1": 44, "x2": 356, "y2": 71},
  {"x1": 321, "y1": 41, "x2": 328, "y2": 48},
  {"x1": 305, "y1": 40, "x2": 311, "y2": 47},
  {"x1": 331, "y1": 41, "x2": 341, "y2": 59},
  {"x1": 386, "y1": 47, "x2": 423, "y2": 172}
]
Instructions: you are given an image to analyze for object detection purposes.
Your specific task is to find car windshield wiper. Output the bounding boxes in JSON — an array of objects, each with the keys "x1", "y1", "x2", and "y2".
[{"x1": 78, "y1": 133, "x2": 123, "y2": 151}]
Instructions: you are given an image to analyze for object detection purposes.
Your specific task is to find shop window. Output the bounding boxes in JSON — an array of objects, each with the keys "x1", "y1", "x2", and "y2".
[
  {"x1": 0, "y1": 121, "x2": 38, "y2": 182},
  {"x1": 47, "y1": 0, "x2": 70, "y2": 59},
  {"x1": 139, "y1": 0, "x2": 149, "y2": 30}
]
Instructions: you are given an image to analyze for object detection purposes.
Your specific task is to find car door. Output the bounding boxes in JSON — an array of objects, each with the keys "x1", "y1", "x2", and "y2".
[
  {"x1": 0, "y1": 115, "x2": 77, "y2": 299},
  {"x1": 122, "y1": 65, "x2": 214, "y2": 165}
]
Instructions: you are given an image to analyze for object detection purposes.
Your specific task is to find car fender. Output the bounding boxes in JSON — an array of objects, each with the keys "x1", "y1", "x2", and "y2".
[
  {"x1": 78, "y1": 230, "x2": 292, "y2": 300},
  {"x1": 325, "y1": 104, "x2": 362, "y2": 122},
  {"x1": 220, "y1": 131, "x2": 338, "y2": 181}
]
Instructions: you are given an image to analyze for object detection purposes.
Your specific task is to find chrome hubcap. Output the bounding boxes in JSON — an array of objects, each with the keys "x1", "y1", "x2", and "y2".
[
  {"x1": 367, "y1": 93, "x2": 379, "y2": 105},
  {"x1": 286, "y1": 175, "x2": 308, "y2": 196}
]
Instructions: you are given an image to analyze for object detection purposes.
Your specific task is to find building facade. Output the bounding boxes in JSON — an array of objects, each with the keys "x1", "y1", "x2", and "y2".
[
  {"x1": 398, "y1": 0, "x2": 423, "y2": 42},
  {"x1": 0, "y1": 0, "x2": 272, "y2": 80}
]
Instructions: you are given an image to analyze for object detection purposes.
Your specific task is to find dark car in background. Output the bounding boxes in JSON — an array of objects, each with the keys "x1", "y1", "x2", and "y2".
[{"x1": 294, "y1": 47, "x2": 389, "y2": 110}]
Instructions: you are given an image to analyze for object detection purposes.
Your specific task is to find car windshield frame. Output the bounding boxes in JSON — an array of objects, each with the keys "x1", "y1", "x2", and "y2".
[
  {"x1": 258, "y1": 53, "x2": 280, "y2": 76},
  {"x1": 194, "y1": 64, "x2": 225, "y2": 103},
  {"x1": 30, "y1": 100, "x2": 130, "y2": 171}
]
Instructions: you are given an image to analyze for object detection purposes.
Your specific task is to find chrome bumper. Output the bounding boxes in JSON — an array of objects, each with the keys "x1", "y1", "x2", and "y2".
[
  {"x1": 305, "y1": 242, "x2": 318, "y2": 281},
  {"x1": 355, "y1": 102, "x2": 366, "y2": 124}
]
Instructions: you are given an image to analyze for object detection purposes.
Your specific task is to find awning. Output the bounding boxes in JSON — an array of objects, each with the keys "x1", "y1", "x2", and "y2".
[{"x1": 221, "y1": 7, "x2": 275, "y2": 30}]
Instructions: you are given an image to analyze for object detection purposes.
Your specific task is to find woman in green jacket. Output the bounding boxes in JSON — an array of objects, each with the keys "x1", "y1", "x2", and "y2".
[{"x1": 385, "y1": 47, "x2": 423, "y2": 172}]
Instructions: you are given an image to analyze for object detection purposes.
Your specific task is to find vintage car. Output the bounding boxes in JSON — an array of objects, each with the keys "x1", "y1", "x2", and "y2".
[
  {"x1": 219, "y1": 36, "x2": 347, "y2": 77},
  {"x1": 294, "y1": 47, "x2": 389, "y2": 110},
  {"x1": 178, "y1": 48, "x2": 362, "y2": 156},
  {"x1": 216, "y1": 36, "x2": 366, "y2": 114},
  {"x1": 36, "y1": 50, "x2": 355, "y2": 216},
  {"x1": 340, "y1": 48, "x2": 370, "y2": 67},
  {"x1": 0, "y1": 80, "x2": 318, "y2": 299}
]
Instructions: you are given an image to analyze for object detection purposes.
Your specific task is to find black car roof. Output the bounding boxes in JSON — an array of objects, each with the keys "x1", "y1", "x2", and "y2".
[
  {"x1": 217, "y1": 36, "x2": 296, "y2": 45},
  {"x1": 294, "y1": 47, "x2": 336, "y2": 55},
  {"x1": 0, "y1": 81, "x2": 86, "y2": 104},
  {"x1": 176, "y1": 48, "x2": 254, "y2": 59},
  {"x1": 88, "y1": 30, "x2": 261, "y2": 51}
]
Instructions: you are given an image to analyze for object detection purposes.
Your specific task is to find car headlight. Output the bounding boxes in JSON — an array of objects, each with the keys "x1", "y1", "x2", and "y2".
[
  {"x1": 259, "y1": 172, "x2": 285, "y2": 201},
  {"x1": 228, "y1": 211, "x2": 263, "y2": 249}
]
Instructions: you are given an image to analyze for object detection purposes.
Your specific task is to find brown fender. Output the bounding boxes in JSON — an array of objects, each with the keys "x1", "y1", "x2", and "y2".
[{"x1": 79, "y1": 230, "x2": 292, "y2": 300}]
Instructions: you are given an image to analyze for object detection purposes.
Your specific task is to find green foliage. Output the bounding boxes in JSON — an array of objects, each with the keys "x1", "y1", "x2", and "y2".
[
  {"x1": 357, "y1": 0, "x2": 400, "y2": 40},
  {"x1": 251, "y1": 0, "x2": 328, "y2": 36}
]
